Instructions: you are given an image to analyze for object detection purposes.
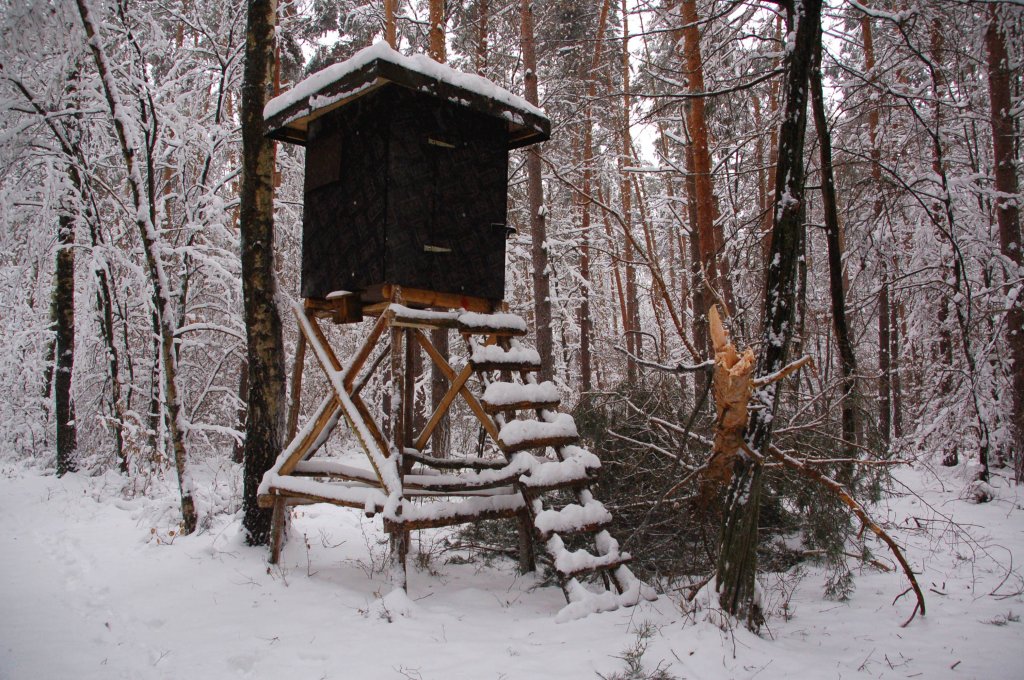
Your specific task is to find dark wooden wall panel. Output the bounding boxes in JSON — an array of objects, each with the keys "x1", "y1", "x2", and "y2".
[{"x1": 301, "y1": 85, "x2": 509, "y2": 302}]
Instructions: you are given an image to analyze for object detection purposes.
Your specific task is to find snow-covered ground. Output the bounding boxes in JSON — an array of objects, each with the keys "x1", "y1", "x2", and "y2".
[{"x1": 1, "y1": 461, "x2": 1021, "y2": 680}]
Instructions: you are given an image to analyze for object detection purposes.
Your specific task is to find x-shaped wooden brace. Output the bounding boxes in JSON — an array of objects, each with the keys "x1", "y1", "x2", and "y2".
[{"x1": 276, "y1": 302, "x2": 399, "y2": 495}]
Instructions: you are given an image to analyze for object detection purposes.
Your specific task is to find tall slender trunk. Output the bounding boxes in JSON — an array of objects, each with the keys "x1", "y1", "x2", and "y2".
[
  {"x1": 385, "y1": 0, "x2": 397, "y2": 48},
  {"x1": 810, "y1": 36, "x2": 858, "y2": 456},
  {"x1": 427, "y1": 18, "x2": 451, "y2": 456},
  {"x1": 75, "y1": 0, "x2": 197, "y2": 533},
  {"x1": 578, "y1": 0, "x2": 612, "y2": 392},
  {"x1": 986, "y1": 3, "x2": 1024, "y2": 464},
  {"x1": 860, "y1": 12, "x2": 892, "y2": 451},
  {"x1": 54, "y1": 210, "x2": 77, "y2": 475},
  {"x1": 428, "y1": 0, "x2": 445, "y2": 62},
  {"x1": 717, "y1": 0, "x2": 821, "y2": 631},
  {"x1": 621, "y1": 0, "x2": 639, "y2": 382},
  {"x1": 475, "y1": 0, "x2": 489, "y2": 75},
  {"x1": 520, "y1": 0, "x2": 553, "y2": 382},
  {"x1": 678, "y1": 0, "x2": 732, "y2": 315},
  {"x1": 240, "y1": 0, "x2": 287, "y2": 545}
]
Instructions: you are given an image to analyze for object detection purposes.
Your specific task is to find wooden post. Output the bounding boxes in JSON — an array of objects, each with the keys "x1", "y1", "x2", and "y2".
[
  {"x1": 387, "y1": 297, "x2": 408, "y2": 590},
  {"x1": 269, "y1": 496, "x2": 288, "y2": 564},
  {"x1": 286, "y1": 332, "x2": 307, "y2": 440}
]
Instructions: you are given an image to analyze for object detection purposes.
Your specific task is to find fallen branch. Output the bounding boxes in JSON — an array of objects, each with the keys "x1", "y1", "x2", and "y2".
[{"x1": 757, "y1": 442, "x2": 926, "y2": 626}]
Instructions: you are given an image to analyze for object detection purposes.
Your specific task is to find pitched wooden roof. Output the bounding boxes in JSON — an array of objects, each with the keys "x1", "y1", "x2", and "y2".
[{"x1": 264, "y1": 42, "x2": 550, "y2": 149}]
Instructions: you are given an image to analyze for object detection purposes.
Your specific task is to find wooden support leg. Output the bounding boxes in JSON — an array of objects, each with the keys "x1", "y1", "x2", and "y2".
[
  {"x1": 388, "y1": 302, "x2": 408, "y2": 591},
  {"x1": 386, "y1": 518, "x2": 409, "y2": 591},
  {"x1": 286, "y1": 332, "x2": 307, "y2": 441},
  {"x1": 269, "y1": 497, "x2": 287, "y2": 565},
  {"x1": 517, "y1": 510, "x2": 536, "y2": 574}
]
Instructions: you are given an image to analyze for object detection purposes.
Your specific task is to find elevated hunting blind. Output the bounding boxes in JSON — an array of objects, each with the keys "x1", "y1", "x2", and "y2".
[
  {"x1": 265, "y1": 42, "x2": 550, "y2": 313},
  {"x1": 260, "y1": 44, "x2": 655, "y2": 620}
]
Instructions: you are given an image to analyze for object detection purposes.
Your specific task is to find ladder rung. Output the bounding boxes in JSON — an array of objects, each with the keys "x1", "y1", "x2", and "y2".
[
  {"x1": 499, "y1": 414, "x2": 579, "y2": 453},
  {"x1": 553, "y1": 549, "x2": 633, "y2": 580},
  {"x1": 470, "y1": 343, "x2": 542, "y2": 372},
  {"x1": 481, "y1": 381, "x2": 560, "y2": 413},
  {"x1": 457, "y1": 311, "x2": 528, "y2": 336},
  {"x1": 534, "y1": 500, "x2": 613, "y2": 539}
]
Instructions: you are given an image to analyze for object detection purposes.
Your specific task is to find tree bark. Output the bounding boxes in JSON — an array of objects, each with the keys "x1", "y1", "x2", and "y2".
[
  {"x1": 810, "y1": 36, "x2": 858, "y2": 457},
  {"x1": 428, "y1": 0, "x2": 445, "y2": 62},
  {"x1": 859, "y1": 12, "x2": 892, "y2": 451},
  {"x1": 986, "y1": 3, "x2": 1024, "y2": 462},
  {"x1": 54, "y1": 210, "x2": 77, "y2": 476},
  {"x1": 716, "y1": 0, "x2": 821, "y2": 631},
  {"x1": 621, "y1": 0, "x2": 639, "y2": 382},
  {"x1": 520, "y1": 0, "x2": 553, "y2": 382},
  {"x1": 677, "y1": 0, "x2": 733, "y2": 316},
  {"x1": 385, "y1": 0, "x2": 397, "y2": 48},
  {"x1": 240, "y1": 0, "x2": 287, "y2": 545},
  {"x1": 75, "y1": 0, "x2": 197, "y2": 533},
  {"x1": 578, "y1": 0, "x2": 612, "y2": 393},
  {"x1": 475, "y1": 0, "x2": 489, "y2": 75}
]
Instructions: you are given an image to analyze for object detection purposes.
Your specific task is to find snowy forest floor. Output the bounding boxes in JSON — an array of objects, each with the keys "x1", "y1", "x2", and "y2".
[{"x1": 1, "y1": 459, "x2": 1022, "y2": 680}]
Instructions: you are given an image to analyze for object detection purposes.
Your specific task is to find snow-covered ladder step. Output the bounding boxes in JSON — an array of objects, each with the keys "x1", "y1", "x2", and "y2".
[
  {"x1": 457, "y1": 311, "x2": 528, "y2": 336},
  {"x1": 555, "y1": 575, "x2": 657, "y2": 623},
  {"x1": 470, "y1": 344, "x2": 542, "y2": 372},
  {"x1": 399, "y1": 494, "x2": 526, "y2": 531},
  {"x1": 518, "y1": 455, "x2": 600, "y2": 493},
  {"x1": 499, "y1": 414, "x2": 579, "y2": 454},
  {"x1": 534, "y1": 499, "x2": 613, "y2": 539},
  {"x1": 549, "y1": 541, "x2": 632, "y2": 580},
  {"x1": 481, "y1": 380, "x2": 561, "y2": 414}
]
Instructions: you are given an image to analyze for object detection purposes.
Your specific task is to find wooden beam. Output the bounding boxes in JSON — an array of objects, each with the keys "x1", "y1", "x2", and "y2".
[
  {"x1": 415, "y1": 328, "x2": 502, "y2": 444},
  {"x1": 414, "y1": 342, "x2": 474, "y2": 450},
  {"x1": 343, "y1": 312, "x2": 390, "y2": 390},
  {"x1": 286, "y1": 332, "x2": 307, "y2": 441},
  {"x1": 278, "y1": 395, "x2": 342, "y2": 476}
]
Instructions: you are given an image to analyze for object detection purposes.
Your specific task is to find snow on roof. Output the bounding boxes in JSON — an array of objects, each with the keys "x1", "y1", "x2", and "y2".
[{"x1": 265, "y1": 41, "x2": 546, "y2": 123}]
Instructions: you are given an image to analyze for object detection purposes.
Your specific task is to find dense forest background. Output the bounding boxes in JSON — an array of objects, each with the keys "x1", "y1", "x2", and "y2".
[{"x1": 1, "y1": 0, "x2": 1021, "y2": 627}]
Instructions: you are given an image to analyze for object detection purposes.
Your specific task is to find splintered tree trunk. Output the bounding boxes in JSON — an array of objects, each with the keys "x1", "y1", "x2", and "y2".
[
  {"x1": 810, "y1": 37, "x2": 858, "y2": 456},
  {"x1": 520, "y1": 0, "x2": 553, "y2": 382},
  {"x1": 240, "y1": 0, "x2": 287, "y2": 545},
  {"x1": 986, "y1": 4, "x2": 1024, "y2": 463},
  {"x1": 717, "y1": 0, "x2": 821, "y2": 630},
  {"x1": 55, "y1": 210, "x2": 76, "y2": 476}
]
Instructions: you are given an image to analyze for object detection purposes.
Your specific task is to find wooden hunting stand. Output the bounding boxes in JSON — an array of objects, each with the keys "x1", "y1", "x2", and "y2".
[{"x1": 258, "y1": 43, "x2": 655, "y2": 619}]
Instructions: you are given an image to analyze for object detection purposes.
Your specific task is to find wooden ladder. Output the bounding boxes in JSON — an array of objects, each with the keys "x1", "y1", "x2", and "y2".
[{"x1": 258, "y1": 300, "x2": 655, "y2": 620}]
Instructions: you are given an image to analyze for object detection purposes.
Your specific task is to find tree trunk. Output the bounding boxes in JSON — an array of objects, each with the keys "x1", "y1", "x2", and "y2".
[
  {"x1": 621, "y1": 0, "x2": 639, "y2": 382},
  {"x1": 385, "y1": 0, "x2": 397, "y2": 48},
  {"x1": 475, "y1": 0, "x2": 488, "y2": 75},
  {"x1": 428, "y1": 0, "x2": 445, "y2": 63},
  {"x1": 859, "y1": 12, "x2": 892, "y2": 451},
  {"x1": 717, "y1": 0, "x2": 821, "y2": 631},
  {"x1": 578, "y1": 0, "x2": 611, "y2": 393},
  {"x1": 810, "y1": 36, "x2": 858, "y2": 457},
  {"x1": 678, "y1": 0, "x2": 733, "y2": 315},
  {"x1": 240, "y1": 0, "x2": 287, "y2": 545},
  {"x1": 986, "y1": 3, "x2": 1024, "y2": 462},
  {"x1": 54, "y1": 210, "x2": 77, "y2": 476},
  {"x1": 75, "y1": 0, "x2": 197, "y2": 533},
  {"x1": 520, "y1": 0, "x2": 553, "y2": 382}
]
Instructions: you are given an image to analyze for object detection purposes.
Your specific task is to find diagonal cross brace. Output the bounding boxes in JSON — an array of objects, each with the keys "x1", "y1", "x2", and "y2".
[{"x1": 292, "y1": 302, "x2": 401, "y2": 497}]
